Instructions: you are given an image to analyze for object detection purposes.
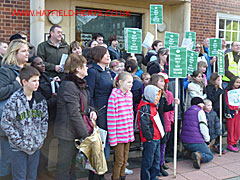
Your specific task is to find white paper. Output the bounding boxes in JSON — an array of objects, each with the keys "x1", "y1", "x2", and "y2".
[
  {"x1": 98, "y1": 128, "x2": 107, "y2": 148},
  {"x1": 227, "y1": 89, "x2": 240, "y2": 106},
  {"x1": 59, "y1": 54, "x2": 68, "y2": 67},
  {"x1": 142, "y1": 32, "x2": 154, "y2": 49},
  {"x1": 50, "y1": 80, "x2": 55, "y2": 94},
  {"x1": 153, "y1": 112, "x2": 165, "y2": 137},
  {"x1": 181, "y1": 38, "x2": 193, "y2": 51}
]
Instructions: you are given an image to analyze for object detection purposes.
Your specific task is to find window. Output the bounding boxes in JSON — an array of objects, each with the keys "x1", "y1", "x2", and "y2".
[
  {"x1": 75, "y1": 7, "x2": 142, "y2": 51},
  {"x1": 216, "y1": 13, "x2": 240, "y2": 48}
]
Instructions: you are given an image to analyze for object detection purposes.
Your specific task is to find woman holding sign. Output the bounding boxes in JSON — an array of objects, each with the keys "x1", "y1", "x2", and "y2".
[{"x1": 224, "y1": 76, "x2": 240, "y2": 152}]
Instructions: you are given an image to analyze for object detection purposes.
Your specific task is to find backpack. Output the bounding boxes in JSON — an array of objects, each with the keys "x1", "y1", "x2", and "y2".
[{"x1": 142, "y1": 52, "x2": 156, "y2": 66}]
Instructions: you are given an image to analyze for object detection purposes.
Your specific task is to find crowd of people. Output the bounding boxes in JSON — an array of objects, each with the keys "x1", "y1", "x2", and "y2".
[{"x1": 0, "y1": 24, "x2": 240, "y2": 180}]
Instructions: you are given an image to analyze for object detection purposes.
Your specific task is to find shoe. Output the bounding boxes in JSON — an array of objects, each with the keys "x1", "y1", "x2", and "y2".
[
  {"x1": 120, "y1": 176, "x2": 126, "y2": 180},
  {"x1": 126, "y1": 162, "x2": 129, "y2": 167},
  {"x1": 227, "y1": 145, "x2": 239, "y2": 152},
  {"x1": 125, "y1": 168, "x2": 133, "y2": 175},
  {"x1": 212, "y1": 144, "x2": 227, "y2": 154},
  {"x1": 160, "y1": 166, "x2": 168, "y2": 176},
  {"x1": 163, "y1": 163, "x2": 169, "y2": 169},
  {"x1": 191, "y1": 152, "x2": 201, "y2": 169},
  {"x1": 165, "y1": 159, "x2": 170, "y2": 163},
  {"x1": 182, "y1": 149, "x2": 192, "y2": 159}
]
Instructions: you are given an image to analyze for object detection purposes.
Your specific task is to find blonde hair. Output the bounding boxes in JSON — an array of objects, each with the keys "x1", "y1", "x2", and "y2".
[
  {"x1": 2, "y1": 39, "x2": 28, "y2": 66},
  {"x1": 203, "y1": 99, "x2": 212, "y2": 105},
  {"x1": 109, "y1": 59, "x2": 120, "y2": 71},
  {"x1": 198, "y1": 61, "x2": 207, "y2": 69},
  {"x1": 113, "y1": 72, "x2": 132, "y2": 88}
]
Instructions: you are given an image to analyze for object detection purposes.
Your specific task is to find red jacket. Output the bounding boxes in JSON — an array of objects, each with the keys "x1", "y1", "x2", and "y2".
[{"x1": 137, "y1": 99, "x2": 162, "y2": 143}]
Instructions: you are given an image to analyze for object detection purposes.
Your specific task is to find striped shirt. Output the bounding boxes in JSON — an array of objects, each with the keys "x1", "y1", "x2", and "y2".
[{"x1": 107, "y1": 88, "x2": 135, "y2": 146}]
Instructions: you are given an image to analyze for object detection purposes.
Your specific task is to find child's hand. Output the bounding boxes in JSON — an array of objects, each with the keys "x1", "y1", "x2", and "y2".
[
  {"x1": 90, "y1": 111, "x2": 97, "y2": 121},
  {"x1": 174, "y1": 98, "x2": 180, "y2": 105},
  {"x1": 53, "y1": 76, "x2": 61, "y2": 82}
]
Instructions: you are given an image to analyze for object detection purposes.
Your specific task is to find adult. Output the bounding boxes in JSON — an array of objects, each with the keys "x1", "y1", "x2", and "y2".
[
  {"x1": 92, "y1": 32, "x2": 104, "y2": 46},
  {"x1": 54, "y1": 54, "x2": 97, "y2": 180},
  {"x1": 0, "y1": 39, "x2": 29, "y2": 179},
  {"x1": 18, "y1": 31, "x2": 36, "y2": 58},
  {"x1": 86, "y1": 40, "x2": 98, "y2": 48},
  {"x1": 222, "y1": 41, "x2": 240, "y2": 88},
  {"x1": 0, "y1": 41, "x2": 8, "y2": 65},
  {"x1": 147, "y1": 47, "x2": 169, "y2": 75},
  {"x1": 107, "y1": 34, "x2": 122, "y2": 60},
  {"x1": 70, "y1": 41, "x2": 82, "y2": 55},
  {"x1": 37, "y1": 25, "x2": 70, "y2": 78}
]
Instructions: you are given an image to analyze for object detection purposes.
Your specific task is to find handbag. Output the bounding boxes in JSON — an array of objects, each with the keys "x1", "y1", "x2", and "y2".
[{"x1": 79, "y1": 92, "x2": 94, "y2": 135}]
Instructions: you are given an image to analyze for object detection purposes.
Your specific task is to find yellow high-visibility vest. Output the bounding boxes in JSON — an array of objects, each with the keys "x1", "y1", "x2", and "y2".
[{"x1": 222, "y1": 52, "x2": 240, "y2": 81}]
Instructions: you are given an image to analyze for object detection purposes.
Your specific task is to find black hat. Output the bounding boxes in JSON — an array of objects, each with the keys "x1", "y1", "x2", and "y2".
[
  {"x1": 191, "y1": 97, "x2": 204, "y2": 106},
  {"x1": 9, "y1": 33, "x2": 25, "y2": 42},
  {"x1": 28, "y1": 56, "x2": 38, "y2": 64}
]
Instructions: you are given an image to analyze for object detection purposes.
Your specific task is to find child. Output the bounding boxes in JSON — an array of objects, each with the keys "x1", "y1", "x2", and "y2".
[
  {"x1": 197, "y1": 61, "x2": 208, "y2": 86},
  {"x1": 109, "y1": 59, "x2": 121, "y2": 78},
  {"x1": 107, "y1": 72, "x2": 135, "y2": 180},
  {"x1": 181, "y1": 97, "x2": 213, "y2": 169},
  {"x1": 137, "y1": 85, "x2": 163, "y2": 180},
  {"x1": 141, "y1": 72, "x2": 151, "y2": 93},
  {"x1": 185, "y1": 70, "x2": 207, "y2": 111},
  {"x1": 203, "y1": 99, "x2": 226, "y2": 154},
  {"x1": 118, "y1": 58, "x2": 126, "y2": 73},
  {"x1": 225, "y1": 76, "x2": 240, "y2": 152},
  {"x1": 1, "y1": 66, "x2": 48, "y2": 179},
  {"x1": 150, "y1": 73, "x2": 177, "y2": 176}
]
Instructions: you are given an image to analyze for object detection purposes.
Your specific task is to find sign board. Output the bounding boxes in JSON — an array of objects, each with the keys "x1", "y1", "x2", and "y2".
[
  {"x1": 165, "y1": 32, "x2": 179, "y2": 48},
  {"x1": 218, "y1": 50, "x2": 225, "y2": 76},
  {"x1": 209, "y1": 38, "x2": 222, "y2": 57},
  {"x1": 150, "y1": 5, "x2": 163, "y2": 24},
  {"x1": 227, "y1": 89, "x2": 240, "y2": 106},
  {"x1": 187, "y1": 50, "x2": 199, "y2": 75}
]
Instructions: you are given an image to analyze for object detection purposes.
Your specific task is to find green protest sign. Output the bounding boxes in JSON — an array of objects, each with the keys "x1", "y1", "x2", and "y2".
[
  {"x1": 126, "y1": 28, "x2": 142, "y2": 54},
  {"x1": 165, "y1": 32, "x2": 179, "y2": 49},
  {"x1": 187, "y1": 50, "x2": 199, "y2": 75},
  {"x1": 209, "y1": 38, "x2": 222, "y2": 57},
  {"x1": 169, "y1": 47, "x2": 187, "y2": 78},
  {"x1": 150, "y1": 4, "x2": 163, "y2": 24},
  {"x1": 185, "y1": 32, "x2": 196, "y2": 50},
  {"x1": 218, "y1": 50, "x2": 225, "y2": 76}
]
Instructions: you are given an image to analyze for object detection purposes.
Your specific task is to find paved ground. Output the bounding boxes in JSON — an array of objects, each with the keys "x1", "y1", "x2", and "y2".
[{"x1": 76, "y1": 151, "x2": 240, "y2": 180}]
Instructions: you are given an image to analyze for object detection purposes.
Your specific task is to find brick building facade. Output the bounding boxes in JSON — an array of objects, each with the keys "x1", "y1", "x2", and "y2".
[
  {"x1": 191, "y1": 0, "x2": 240, "y2": 44},
  {"x1": 0, "y1": 0, "x2": 30, "y2": 42}
]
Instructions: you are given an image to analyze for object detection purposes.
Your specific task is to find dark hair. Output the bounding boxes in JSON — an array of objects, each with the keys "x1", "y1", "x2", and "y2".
[
  {"x1": 117, "y1": 58, "x2": 126, "y2": 63},
  {"x1": 70, "y1": 41, "x2": 81, "y2": 53},
  {"x1": 141, "y1": 72, "x2": 150, "y2": 80},
  {"x1": 208, "y1": 72, "x2": 219, "y2": 86},
  {"x1": 108, "y1": 34, "x2": 118, "y2": 45},
  {"x1": 20, "y1": 66, "x2": 40, "y2": 83},
  {"x1": 125, "y1": 59, "x2": 138, "y2": 73},
  {"x1": 152, "y1": 40, "x2": 162, "y2": 50},
  {"x1": 192, "y1": 70, "x2": 202, "y2": 78},
  {"x1": 49, "y1": 25, "x2": 62, "y2": 38},
  {"x1": 9, "y1": 33, "x2": 25, "y2": 42},
  {"x1": 93, "y1": 33, "x2": 104, "y2": 40},
  {"x1": 28, "y1": 56, "x2": 38, "y2": 64},
  {"x1": 91, "y1": 46, "x2": 107, "y2": 63},
  {"x1": 82, "y1": 47, "x2": 92, "y2": 60},
  {"x1": 150, "y1": 74, "x2": 165, "y2": 87},
  {"x1": 157, "y1": 48, "x2": 169, "y2": 57},
  {"x1": 226, "y1": 76, "x2": 240, "y2": 91},
  {"x1": 86, "y1": 40, "x2": 98, "y2": 48}
]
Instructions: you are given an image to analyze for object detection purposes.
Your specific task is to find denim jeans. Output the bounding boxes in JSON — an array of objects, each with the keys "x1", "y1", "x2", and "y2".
[
  {"x1": 55, "y1": 138, "x2": 77, "y2": 180},
  {"x1": 10, "y1": 149, "x2": 40, "y2": 180},
  {"x1": 183, "y1": 142, "x2": 213, "y2": 163},
  {"x1": 104, "y1": 135, "x2": 110, "y2": 160},
  {"x1": 141, "y1": 140, "x2": 161, "y2": 180},
  {"x1": 0, "y1": 137, "x2": 11, "y2": 176}
]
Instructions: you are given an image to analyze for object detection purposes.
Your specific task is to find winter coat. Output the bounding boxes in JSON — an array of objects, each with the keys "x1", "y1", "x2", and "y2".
[
  {"x1": 85, "y1": 63, "x2": 113, "y2": 130},
  {"x1": 206, "y1": 85, "x2": 224, "y2": 116},
  {"x1": 163, "y1": 90, "x2": 174, "y2": 132},
  {"x1": 1, "y1": 88, "x2": 48, "y2": 155},
  {"x1": 108, "y1": 46, "x2": 122, "y2": 60},
  {"x1": 54, "y1": 74, "x2": 90, "y2": 141},
  {"x1": 205, "y1": 110, "x2": 222, "y2": 140},
  {"x1": 37, "y1": 38, "x2": 70, "y2": 78}
]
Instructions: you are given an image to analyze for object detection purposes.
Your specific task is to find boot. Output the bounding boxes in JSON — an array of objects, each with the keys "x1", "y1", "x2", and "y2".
[
  {"x1": 160, "y1": 165, "x2": 168, "y2": 176},
  {"x1": 191, "y1": 152, "x2": 202, "y2": 169},
  {"x1": 163, "y1": 163, "x2": 169, "y2": 169},
  {"x1": 120, "y1": 176, "x2": 126, "y2": 180},
  {"x1": 182, "y1": 149, "x2": 193, "y2": 159}
]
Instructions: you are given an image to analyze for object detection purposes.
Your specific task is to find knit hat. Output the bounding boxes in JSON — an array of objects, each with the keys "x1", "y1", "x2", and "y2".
[
  {"x1": 144, "y1": 85, "x2": 161, "y2": 105},
  {"x1": 191, "y1": 97, "x2": 204, "y2": 106},
  {"x1": 9, "y1": 33, "x2": 25, "y2": 42},
  {"x1": 158, "y1": 72, "x2": 169, "y2": 83}
]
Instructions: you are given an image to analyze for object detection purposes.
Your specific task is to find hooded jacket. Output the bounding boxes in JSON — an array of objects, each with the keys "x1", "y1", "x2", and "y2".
[{"x1": 1, "y1": 88, "x2": 48, "y2": 155}]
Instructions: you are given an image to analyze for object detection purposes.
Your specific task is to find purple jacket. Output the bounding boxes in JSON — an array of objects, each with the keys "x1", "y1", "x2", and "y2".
[{"x1": 180, "y1": 105, "x2": 204, "y2": 143}]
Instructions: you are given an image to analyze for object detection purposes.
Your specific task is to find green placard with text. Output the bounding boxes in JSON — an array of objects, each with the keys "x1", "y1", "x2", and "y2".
[
  {"x1": 209, "y1": 38, "x2": 222, "y2": 57},
  {"x1": 218, "y1": 50, "x2": 225, "y2": 76},
  {"x1": 169, "y1": 47, "x2": 187, "y2": 78},
  {"x1": 187, "y1": 50, "x2": 199, "y2": 75},
  {"x1": 126, "y1": 28, "x2": 142, "y2": 54},
  {"x1": 185, "y1": 32, "x2": 196, "y2": 50},
  {"x1": 150, "y1": 4, "x2": 163, "y2": 24},
  {"x1": 165, "y1": 32, "x2": 179, "y2": 49}
]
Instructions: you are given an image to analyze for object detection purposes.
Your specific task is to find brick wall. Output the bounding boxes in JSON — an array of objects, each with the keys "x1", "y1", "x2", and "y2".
[
  {"x1": 0, "y1": 0, "x2": 30, "y2": 42},
  {"x1": 191, "y1": 0, "x2": 240, "y2": 44}
]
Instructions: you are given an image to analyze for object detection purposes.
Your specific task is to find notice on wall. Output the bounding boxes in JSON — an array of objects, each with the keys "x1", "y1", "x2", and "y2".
[
  {"x1": 164, "y1": 32, "x2": 179, "y2": 49},
  {"x1": 209, "y1": 38, "x2": 222, "y2": 57},
  {"x1": 150, "y1": 4, "x2": 163, "y2": 24},
  {"x1": 218, "y1": 50, "x2": 225, "y2": 76},
  {"x1": 169, "y1": 47, "x2": 187, "y2": 78},
  {"x1": 187, "y1": 50, "x2": 199, "y2": 75},
  {"x1": 185, "y1": 32, "x2": 196, "y2": 50}
]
